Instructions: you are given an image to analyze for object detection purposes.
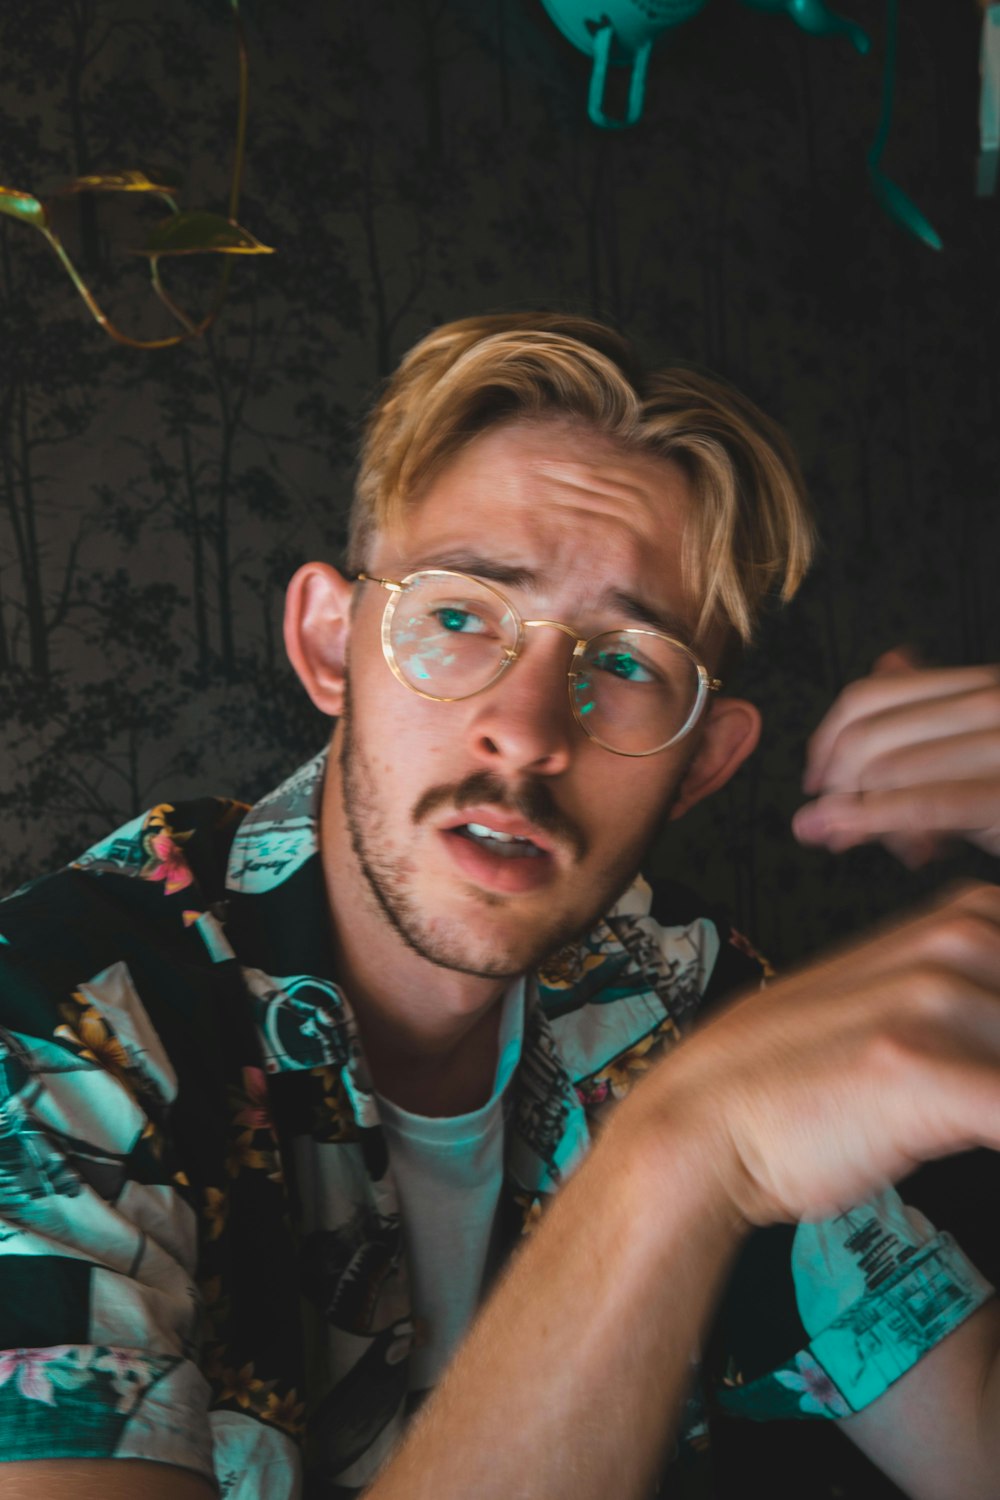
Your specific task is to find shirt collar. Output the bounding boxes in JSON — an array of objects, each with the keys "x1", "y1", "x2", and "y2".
[{"x1": 223, "y1": 754, "x2": 700, "y2": 1112}]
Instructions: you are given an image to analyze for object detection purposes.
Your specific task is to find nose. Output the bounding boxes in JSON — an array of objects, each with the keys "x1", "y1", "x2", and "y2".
[{"x1": 464, "y1": 623, "x2": 579, "y2": 776}]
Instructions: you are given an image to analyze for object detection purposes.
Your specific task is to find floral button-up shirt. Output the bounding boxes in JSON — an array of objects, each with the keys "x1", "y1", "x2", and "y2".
[{"x1": 0, "y1": 751, "x2": 992, "y2": 1497}]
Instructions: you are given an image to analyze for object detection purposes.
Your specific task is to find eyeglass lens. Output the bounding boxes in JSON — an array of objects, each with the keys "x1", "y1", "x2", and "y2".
[{"x1": 388, "y1": 573, "x2": 700, "y2": 754}]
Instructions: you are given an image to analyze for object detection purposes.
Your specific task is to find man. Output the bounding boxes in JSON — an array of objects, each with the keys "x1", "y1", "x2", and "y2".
[{"x1": 1, "y1": 313, "x2": 998, "y2": 1500}]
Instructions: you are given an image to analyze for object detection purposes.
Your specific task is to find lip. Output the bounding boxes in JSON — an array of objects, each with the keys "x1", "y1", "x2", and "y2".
[
  {"x1": 436, "y1": 806, "x2": 557, "y2": 856},
  {"x1": 437, "y1": 827, "x2": 557, "y2": 894}
]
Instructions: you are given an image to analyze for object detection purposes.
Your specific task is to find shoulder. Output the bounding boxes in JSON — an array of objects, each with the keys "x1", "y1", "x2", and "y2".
[
  {"x1": 642, "y1": 872, "x2": 772, "y2": 1012},
  {"x1": 0, "y1": 795, "x2": 250, "y2": 1034},
  {"x1": 69, "y1": 796, "x2": 249, "y2": 896},
  {"x1": 3, "y1": 795, "x2": 247, "y2": 922},
  {"x1": 534, "y1": 875, "x2": 771, "y2": 1103}
]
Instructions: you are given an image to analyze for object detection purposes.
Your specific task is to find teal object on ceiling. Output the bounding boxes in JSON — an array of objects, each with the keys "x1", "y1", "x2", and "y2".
[
  {"x1": 539, "y1": 0, "x2": 941, "y2": 250},
  {"x1": 741, "y1": 0, "x2": 868, "y2": 54}
]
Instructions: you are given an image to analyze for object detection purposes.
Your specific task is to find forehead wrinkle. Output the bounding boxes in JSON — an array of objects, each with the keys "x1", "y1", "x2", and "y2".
[
  {"x1": 379, "y1": 420, "x2": 699, "y2": 641},
  {"x1": 523, "y1": 458, "x2": 674, "y2": 533}
]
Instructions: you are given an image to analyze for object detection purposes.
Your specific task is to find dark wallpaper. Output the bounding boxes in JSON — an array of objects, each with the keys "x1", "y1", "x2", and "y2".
[
  {"x1": 1, "y1": 0, "x2": 997, "y2": 955},
  {"x1": 1, "y1": 5, "x2": 999, "y2": 1498}
]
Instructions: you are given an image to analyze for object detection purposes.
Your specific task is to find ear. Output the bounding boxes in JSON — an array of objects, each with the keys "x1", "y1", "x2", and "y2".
[
  {"x1": 283, "y1": 563, "x2": 355, "y2": 717},
  {"x1": 667, "y1": 696, "x2": 762, "y2": 821}
]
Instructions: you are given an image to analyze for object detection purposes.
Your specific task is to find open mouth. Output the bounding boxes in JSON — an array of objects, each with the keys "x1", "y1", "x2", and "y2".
[
  {"x1": 437, "y1": 817, "x2": 556, "y2": 894},
  {"x1": 452, "y1": 822, "x2": 545, "y2": 859}
]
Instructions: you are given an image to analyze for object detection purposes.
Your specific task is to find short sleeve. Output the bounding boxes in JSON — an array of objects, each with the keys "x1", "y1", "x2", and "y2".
[
  {"x1": 715, "y1": 1186, "x2": 995, "y2": 1422},
  {"x1": 0, "y1": 876, "x2": 216, "y2": 1479},
  {"x1": 0, "y1": 954, "x2": 217, "y2": 1470}
]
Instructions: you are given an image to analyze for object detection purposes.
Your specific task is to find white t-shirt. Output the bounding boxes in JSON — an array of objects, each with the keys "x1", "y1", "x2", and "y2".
[{"x1": 376, "y1": 979, "x2": 526, "y2": 1390}]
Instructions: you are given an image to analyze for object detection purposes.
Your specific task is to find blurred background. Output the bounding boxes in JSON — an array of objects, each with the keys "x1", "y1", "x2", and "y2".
[
  {"x1": 0, "y1": 0, "x2": 997, "y2": 959},
  {"x1": 1, "y1": 5, "x2": 999, "y2": 1497}
]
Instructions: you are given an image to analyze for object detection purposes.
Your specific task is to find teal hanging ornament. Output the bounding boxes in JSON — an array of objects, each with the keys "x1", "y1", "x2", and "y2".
[
  {"x1": 539, "y1": 1, "x2": 710, "y2": 128},
  {"x1": 865, "y1": 0, "x2": 941, "y2": 249},
  {"x1": 540, "y1": 0, "x2": 868, "y2": 127},
  {"x1": 740, "y1": 0, "x2": 868, "y2": 54},
  {"x1": 539, "y1": 0, "x2": 943, "y2": 249}
]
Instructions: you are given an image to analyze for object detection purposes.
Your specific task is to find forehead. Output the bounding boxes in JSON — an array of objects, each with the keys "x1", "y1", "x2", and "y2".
[{"x1": 373, "y1": 419, "x2": 695, "y2": 622}]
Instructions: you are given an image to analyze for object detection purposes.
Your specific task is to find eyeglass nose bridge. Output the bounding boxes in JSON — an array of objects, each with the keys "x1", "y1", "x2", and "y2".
[
  {"x1": 520, "y1": 617, "x2": 582, "y2": 644},
  {"x1": 506, "y1": 619, "x2": 589, "y2": 679}
]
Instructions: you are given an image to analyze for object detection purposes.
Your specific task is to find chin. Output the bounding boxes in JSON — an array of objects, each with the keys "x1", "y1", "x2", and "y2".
[{"x1": 415, "y1": 895, "x2": 587, "y2": 980}]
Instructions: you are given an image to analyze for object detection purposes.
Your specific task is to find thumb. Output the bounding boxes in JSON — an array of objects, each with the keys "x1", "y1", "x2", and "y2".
[{"x1": 872, "y1": 644, "x2": 922, "y2": 676}]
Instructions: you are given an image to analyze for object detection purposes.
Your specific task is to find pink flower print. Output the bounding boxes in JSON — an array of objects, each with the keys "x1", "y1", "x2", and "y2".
[
  {"x1": 0, "y1": 1346, "x2": 73, "y2": 1406},
  {"x1": 576, "y1": 1079, "x2": 611, "y2": 1107},
  {"x1": 774, "y1": 1352, "x2": 852, "y2": 1418},
  {"x1": 234, "y1": 1067, "x2": 272, "y2": 1132},
  {"x1": 144, "y1": 831, "x2": 194, "y2": 896}
]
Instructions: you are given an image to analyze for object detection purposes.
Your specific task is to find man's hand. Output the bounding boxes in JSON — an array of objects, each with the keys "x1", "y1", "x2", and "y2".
[
  {"x1": 648, "y1": 880, "x2": 1000, "y2": 1228},
  {"x1": 791, "y1": 649, "x2": 1000, "y2": 866},
  {"x1": 371, "y1": 883, "x2": 1000, "y2": 1500}
]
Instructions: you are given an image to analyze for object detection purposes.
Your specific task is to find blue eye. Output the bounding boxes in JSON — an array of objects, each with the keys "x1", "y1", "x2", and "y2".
[
  {"x1": 593, "y1": 649, "x2": 656, "y2": 684},
  {"x1": 433, "y1": 607, "x2": 487, "y2": 634}
]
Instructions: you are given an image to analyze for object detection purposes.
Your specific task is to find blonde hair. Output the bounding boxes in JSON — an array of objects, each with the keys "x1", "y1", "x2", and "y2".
[{"x1": 349, "y1": 312, "x2": 814, "y2": 643}]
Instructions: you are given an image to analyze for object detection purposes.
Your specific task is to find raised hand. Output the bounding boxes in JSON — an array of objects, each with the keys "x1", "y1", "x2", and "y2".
[
  {"x1": 791, "y1": 648, "x2": 1000, "y2": 866},
  {"x1": 367, "y1": 884, "x2": 1000, "y2": 1500},
  {"x1": 641, "y1": 881, "x2": 1000, "y2": 1228}
]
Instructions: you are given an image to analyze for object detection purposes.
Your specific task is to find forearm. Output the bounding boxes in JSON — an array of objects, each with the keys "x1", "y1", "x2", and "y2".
[
  {"x1": 368, "y1": 1104, "x2": 747, "y2": 1500},
  {"x1": 0, "y1": 1460, "x2": 214, "y2": 1500},
  {"x1": 841, "y1": 1298, "x2": 1000, "y2": 1498},
  {"x1": 372, "y1": 875, "x2": 1000, "y2": 1499},
  {"x1": 978, "y1": 1316, "x2": 1000, "y2": 1488}
]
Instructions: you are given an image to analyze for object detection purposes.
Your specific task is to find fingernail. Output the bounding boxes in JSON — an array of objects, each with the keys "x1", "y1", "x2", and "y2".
[{"x1": 791, "y1": 803, "x2": 826, "y2": 842}]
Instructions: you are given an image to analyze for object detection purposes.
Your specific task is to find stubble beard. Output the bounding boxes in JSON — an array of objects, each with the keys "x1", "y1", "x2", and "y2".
[{"x1": 338, "y1": 683, "x2": 655, "y2": 980}]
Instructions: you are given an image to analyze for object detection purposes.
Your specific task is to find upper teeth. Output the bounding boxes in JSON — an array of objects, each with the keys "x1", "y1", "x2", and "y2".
[{"x1": 465, "y1": 822, "x2": 528, "y2": 843}]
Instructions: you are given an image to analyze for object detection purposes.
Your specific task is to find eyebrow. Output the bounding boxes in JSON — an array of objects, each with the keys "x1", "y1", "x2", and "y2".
[{"x1": 412, "y1": 551, "x2": 696, "y2": 645}]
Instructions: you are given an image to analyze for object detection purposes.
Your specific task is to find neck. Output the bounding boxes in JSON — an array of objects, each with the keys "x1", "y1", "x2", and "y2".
[{"x1": 320, "y1": 742, "x2": 512, "y2": 1116}]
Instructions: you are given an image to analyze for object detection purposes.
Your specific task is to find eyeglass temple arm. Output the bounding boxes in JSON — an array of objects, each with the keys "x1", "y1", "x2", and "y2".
[{"x1": 355, "y1": 572, "x2": 404, "y2": 592}]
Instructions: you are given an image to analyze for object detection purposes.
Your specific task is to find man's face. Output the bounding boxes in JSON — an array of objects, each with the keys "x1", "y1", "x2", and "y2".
[{"x1": 332, "y1": 418, "x2": 721, "y2": 981}]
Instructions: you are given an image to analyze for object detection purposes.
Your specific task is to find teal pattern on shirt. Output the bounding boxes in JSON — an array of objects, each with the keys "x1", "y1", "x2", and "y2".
[{"x1": 0, "y1": 751, "x2": 993, "y2": 1497}]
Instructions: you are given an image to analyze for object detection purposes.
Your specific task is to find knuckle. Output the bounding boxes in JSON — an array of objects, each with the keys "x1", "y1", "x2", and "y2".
[
  {"x1": 834, "y1": 720, "x2": 864, "y2": 758},
  {"x1": 899, "y1": 962, "x2": 966, "y2": 1022},
  {"x1": 839, "y1": 677, "x2": 870, "y2": 707},
  {"x1": 820, "y1": 722, "x2": 865, "y2": 785},
  {"x1": 943, "y1": 878, "x2": 997, "y2": 908},
  {"x1": 862, "y1": 972, "x2": 965, "y2": 1074},
  {"x1": 821, "y1": 680, "x2": 867, "y2": 735},
  {"x1": 862, "y1": 1023, "x2": 928, "y2": 1083},
  {"x1": 982, "y1": 682, "x2": 1000, "y2": 720},
  {"x1": 920, "y1": 910, "x2": 995, "y2": 963}
]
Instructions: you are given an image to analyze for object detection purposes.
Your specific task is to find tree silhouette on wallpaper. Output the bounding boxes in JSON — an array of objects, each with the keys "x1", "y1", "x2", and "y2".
[{"x1": 0, "y1": 0, "x2": 996, "y2": 1008}]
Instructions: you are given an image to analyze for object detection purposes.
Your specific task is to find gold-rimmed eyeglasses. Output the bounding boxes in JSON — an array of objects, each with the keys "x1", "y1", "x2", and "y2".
[{"x1": 356, "y1": 569, "x2": 721, "y2": 757}]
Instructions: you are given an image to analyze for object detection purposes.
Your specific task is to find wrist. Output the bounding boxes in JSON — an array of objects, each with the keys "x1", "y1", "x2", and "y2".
[{"x1": 599, "y1": 1080, "x2": 755, "y2": 1263}]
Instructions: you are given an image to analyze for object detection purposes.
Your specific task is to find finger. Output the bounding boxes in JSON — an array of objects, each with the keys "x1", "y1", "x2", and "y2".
[
  {"x1": 804, "y1": 666, "x2": 1000, "y2": 793},
  {"x1": 886, "y1": 1005, "x2": 1000, "y2": 1164},
  {"x1": 839, "y1": 727, "x2": 1000, "y2": 796},
  {"x1": 792, "y1": 779, "x2": 1000, "y2": 855},
  {"x1": 872, "y1": 645, "x2": 922, "y2": 676},
  {"x1": 879, "y1": 831, "x2": 948, "y2": 870},
  {"x1": 905, "y1": 883, "x2": 1000, "y2": 986},
  {"x1": 809, "y1": 684, "x2": 1000, "y2": 796}
]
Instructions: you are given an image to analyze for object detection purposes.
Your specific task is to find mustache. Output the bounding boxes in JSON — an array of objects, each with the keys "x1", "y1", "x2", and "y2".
[{"x1": 412, "y1": 770, "x2": 587, "y2": 862}]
